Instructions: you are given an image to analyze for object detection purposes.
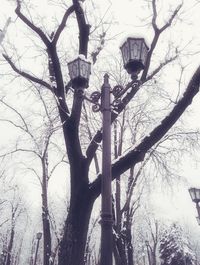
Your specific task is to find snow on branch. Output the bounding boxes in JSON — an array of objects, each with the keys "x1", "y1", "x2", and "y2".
[{"x1": 3, "y1": 54, "x2": 52, "y2": 91}]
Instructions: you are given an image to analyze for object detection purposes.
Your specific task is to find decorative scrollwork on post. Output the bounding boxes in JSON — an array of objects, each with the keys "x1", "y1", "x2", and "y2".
[
  {"x1": 112, "y1": 85, "x2": 124, "y2": 98},
  {"x1": 110, "y1": 79, "x2": 141, "y2": 113},
  {"x1": 111, "y1": 98, "x2": 122, "y2": 112},
  {"x1": 92, "y1": 104, "x2": 101, "y2": 112},
  {"x1": 131, "y1": 80, "x2": 141, "y2": 88},
  {"x1": 84, "y1": 79, "x2": 141, "y2": 114},
  {"x1": 90, "y1": 91, "x2": 101, "y2": 103},
  {"x1": 90, "y1": 91, "x2": 101, "y2": 112}
]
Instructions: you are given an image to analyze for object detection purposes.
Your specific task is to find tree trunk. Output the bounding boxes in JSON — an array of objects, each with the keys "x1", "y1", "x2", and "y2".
[
  {"x1": 5, "y1": 226, "x2": 14, "y2": 265},
  {"x1": 114, "y1": 237, "x2": 128, "y2": 265},
  {"x1": 127, "y1": 238, "x2": 134, "y2": 265},
  {"x1": 42, "y1": 208, "x2": 51, "y2": 265},
  {"x1": 151, "y1": 249, "x2": 157, "y2": 265},
  {"x1": 41, "y1": 155, "x2": 51, "y2": 265},
  {"x1": 58, "y1": 182, "x2": 95, "y2": 265}
]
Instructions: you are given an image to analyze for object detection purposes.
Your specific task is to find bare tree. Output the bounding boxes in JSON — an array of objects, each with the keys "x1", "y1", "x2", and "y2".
[
  {"x1": 0, "y1": 185, "x2": 27, "y2": 265},
  {"x1": 0, "y1": 0, "x2": 200, "y2": 264}
]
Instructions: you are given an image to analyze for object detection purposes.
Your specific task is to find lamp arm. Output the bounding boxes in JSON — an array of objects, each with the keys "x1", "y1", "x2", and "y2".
[{"x1": 85, "y1": 80, "x2": 142, "y2": 164}]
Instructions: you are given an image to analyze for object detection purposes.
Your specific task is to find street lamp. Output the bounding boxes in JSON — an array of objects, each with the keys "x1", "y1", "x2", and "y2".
[
  {"x1": 189, "y1": 187, "x2": 200, "y2": 223},
  {"x1": 68, "y1": 37, "x2": 149, "y2": 265},
  {"x1": 33, "y1": 232, "x2": 42, "y2": 265},
  {"x1": 120, "y1": 37, "x2": 149, "y2": 79},
  {"x1": 67, "y1": 55, "x2": 91, "y2": 89}
]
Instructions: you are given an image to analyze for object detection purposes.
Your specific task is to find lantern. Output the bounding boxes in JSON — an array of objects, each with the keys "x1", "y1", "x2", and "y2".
[
  {"x1": 36, "y1": 232, "x2": 42, "y2": 240},
  {"x1": 120, "y1": 37, "x2": 149, "y2": 76},
  {"x1": 189, "y1": 188, "x2": 200, "y2": 203},
  {"x1": 68, "y1": 55, "x2": 91, "y2": 89}
]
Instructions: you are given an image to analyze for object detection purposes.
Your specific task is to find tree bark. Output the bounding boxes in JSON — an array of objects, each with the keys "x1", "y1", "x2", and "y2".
[
  {"x1": 41, "y1": 155, "x2": 52, "y2": 265},
  {"x1": 58, "y1": 176, "x2": 95, "y2": 265},
  {"x1": 5, "y1": 226, "x2": 14, "y2": 265}
]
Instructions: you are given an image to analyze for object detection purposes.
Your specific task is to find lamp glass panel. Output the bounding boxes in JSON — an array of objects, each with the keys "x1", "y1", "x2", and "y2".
[
  {"x1": 189, "y1": 188, "x2": 196, "y2": 200},
  {"x1": 79, "y1": 59, "x2": 90, "y2": 79},
  {"x1": 141, "y1": 42, "x2": 148, "y2": 65},
  {"x1": 121, "y1": 41, "x2": 130, "y2": 66},
  {"x1": 129, "y1": 39, "x2": 141, "y2": 61},
  {"x1": 196, "y1": 216, "x2": 200, "y2": 225},
  {"x1": 196, "y1": 189, "x2": 200, "y2": 200},
  {"x1": 68, "y1": 59, "x2": 79, "y2": 80}
]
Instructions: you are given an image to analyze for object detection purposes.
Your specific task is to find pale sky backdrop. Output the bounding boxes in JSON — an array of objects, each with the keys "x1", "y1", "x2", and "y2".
[{"x1": 0, "y1": 0, "x2": 200, "y2": 235}]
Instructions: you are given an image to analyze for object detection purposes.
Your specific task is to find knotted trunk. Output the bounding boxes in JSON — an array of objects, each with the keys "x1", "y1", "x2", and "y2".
[{"x1": 58, "y1": 182, "x2": 95, "y2": 265}]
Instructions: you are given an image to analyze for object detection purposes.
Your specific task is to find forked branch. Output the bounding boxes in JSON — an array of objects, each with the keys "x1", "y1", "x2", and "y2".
[
  {"x1": 142, "y1": 1, "x2": 182, "y2": 81},
  {"x1": 15, "y1": 0, "x2": 50, "y2": 47},
  {"x1": 53, "y1": 5, "x2": 75, "y2": 45}
]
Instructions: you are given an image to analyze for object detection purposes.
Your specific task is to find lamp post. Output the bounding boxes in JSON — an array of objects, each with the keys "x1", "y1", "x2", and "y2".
[
  {"x1": 68, "y1": 37, "x2": 149, "y2": 265},
  {"x1": 33, "y1": 232, "x2": 42, "y2": 265},
  {"x1": 189, "y1": 187, "x2": 200, "y2": 224}
]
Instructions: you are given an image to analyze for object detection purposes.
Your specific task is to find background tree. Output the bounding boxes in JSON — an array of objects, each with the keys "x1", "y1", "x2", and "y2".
[
  {"x1": 0, "y1": 90, "x2": 66, "y2": 265},
  {"x1": 160, "y1": 223, "x2": 196, "y2": 265}
]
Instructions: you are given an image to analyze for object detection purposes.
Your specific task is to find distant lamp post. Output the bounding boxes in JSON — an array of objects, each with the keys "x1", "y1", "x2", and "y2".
[
  {"x1": 120, "y1": 37, "x2": 149, "y2": 79},
  {"x1": 189, "y1": 187, "x2": 200, "y2": 223},
  {"x1": 68, "y1": 36, "x2": 148, "y2": 265},
  {"x1": 33, "y1": 232, "x2": 42, "y2": 265}
]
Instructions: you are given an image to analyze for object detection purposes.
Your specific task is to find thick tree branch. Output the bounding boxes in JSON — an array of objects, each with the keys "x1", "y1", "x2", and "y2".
[
  {"x1": 89, "y1": 65, "x2": 200, "y2": 197},
  {"x1": 15, "y1": 0, "x2": 50, "y2": 47},
  {"x1": 52, "y1": 5, "x2": 75, "y2": 45},
  {"x1": 3, "y1": 54, "x2": 52, "y2": 91},
  {"x1": 64, "y1": 90, "x2": 85, "y2": 163},
  {"x1": 72, "y1": 0, "x2": 90, "y2": 55}
]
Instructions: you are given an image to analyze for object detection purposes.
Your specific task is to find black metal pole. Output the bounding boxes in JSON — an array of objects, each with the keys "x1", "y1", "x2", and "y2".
[{"x1": 100, "y1": 73, "x2": 113, "y2": 265}]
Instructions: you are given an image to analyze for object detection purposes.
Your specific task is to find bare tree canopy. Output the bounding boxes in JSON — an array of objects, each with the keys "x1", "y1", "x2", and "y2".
[{"x1": 0, "y1": 0, "x2": 200, "y2": 265}]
